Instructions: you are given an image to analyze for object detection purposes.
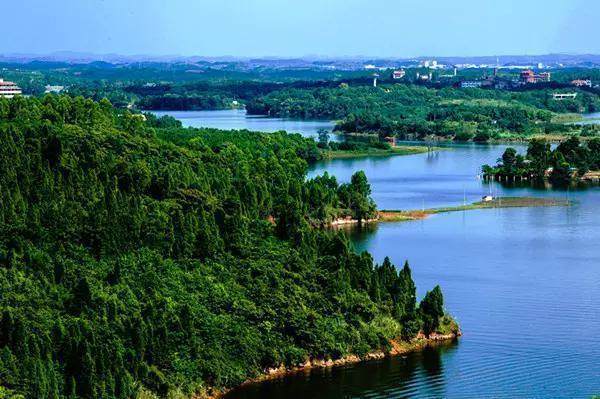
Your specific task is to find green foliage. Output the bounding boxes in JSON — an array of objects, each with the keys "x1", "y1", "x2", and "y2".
[
  {"x1": 247, "y1": 84, "x2": 599, "y2": 141},
  {"x1": 0, "y1": 96, "x2": 447, "y2": 398},
  {"x1": 484, "y1": 136, "x2": 600, "y2": 185},
  {"x1": 419, "y1": 286, "x2": 445, "y2": 335}
]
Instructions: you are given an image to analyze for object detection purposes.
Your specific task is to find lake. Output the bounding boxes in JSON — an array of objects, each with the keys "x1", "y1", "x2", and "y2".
[
  {"x1": 575, "y1": 111, "x2": 600, "y2": 125},
  {"x1": 151, "y1": 109, "x2": 340, "y2": 140},
  {"x1": 226, "y1": 143, "x2": 600, "y2": 398},
  {"x1": 160, "y1": 111, "x2": 599, "y2": 398}
]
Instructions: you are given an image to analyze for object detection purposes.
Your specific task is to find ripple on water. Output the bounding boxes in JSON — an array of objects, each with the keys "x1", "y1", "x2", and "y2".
[{"x1": 224, "y1": 143, "x2": 600, "y2": 399}]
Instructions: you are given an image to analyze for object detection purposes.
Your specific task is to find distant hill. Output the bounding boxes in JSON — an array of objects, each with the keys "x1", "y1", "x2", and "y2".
[{"x1": 2, "y1": 52, "x2": 600, "y2": 69}]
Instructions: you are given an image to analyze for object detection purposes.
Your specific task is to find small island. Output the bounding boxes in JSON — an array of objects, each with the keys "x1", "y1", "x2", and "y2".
[{"x1": 316, "y1": 130, "x2": 438, "y2": 159}]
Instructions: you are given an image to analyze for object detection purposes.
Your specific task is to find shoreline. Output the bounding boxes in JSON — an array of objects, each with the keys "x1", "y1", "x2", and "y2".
[
  {"x1": 200, "y1": 331, "x2": 460, "y2": 399},
  {"x1": 322, "y1": 145, "x2": 440, "y2": 159},
  {"x1": 330, "y1": 197, "x2": 570, "y2": 227},
  {"x1": 379, "y1": 196, "x2": 570, "y2": 222}
]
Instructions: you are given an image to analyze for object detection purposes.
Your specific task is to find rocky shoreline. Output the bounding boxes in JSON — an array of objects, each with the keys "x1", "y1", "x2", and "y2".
[{"x1": 198, "y1": 330, "x2": 461, "y2": 399}]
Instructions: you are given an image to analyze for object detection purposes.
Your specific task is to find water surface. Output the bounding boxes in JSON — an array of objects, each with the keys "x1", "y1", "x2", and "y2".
[
  {"x1": 160, "y1": 111, "x2": 599, "y2": 398},
  {"x1": 228, "y1": 144, "x2": 600, "y2": 399},
  {"x1": 152, "y1": 109, "x2": 339, "y2": 140}
]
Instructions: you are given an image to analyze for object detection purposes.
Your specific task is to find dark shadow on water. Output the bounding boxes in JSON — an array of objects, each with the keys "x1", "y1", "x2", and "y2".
[
  {"x1": 497, "y1": 179, "x2": 596, "y2": 192},
  {"x1": 225, "y1": 340, "x2": 459, "y2": 399}
]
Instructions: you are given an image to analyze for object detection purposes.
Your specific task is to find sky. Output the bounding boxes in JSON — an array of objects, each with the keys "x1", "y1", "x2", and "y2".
[{"x1": 2, "y1": 0, "x2": 599, "y2": 57}]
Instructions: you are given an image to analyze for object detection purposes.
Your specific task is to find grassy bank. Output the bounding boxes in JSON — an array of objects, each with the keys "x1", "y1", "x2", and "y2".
[
  {"x1": 378, "y1": 197, "x2": 570, "y2": 222},
  {"x1": 323, "y1": 145, "x2": 438, "y2": 159}
]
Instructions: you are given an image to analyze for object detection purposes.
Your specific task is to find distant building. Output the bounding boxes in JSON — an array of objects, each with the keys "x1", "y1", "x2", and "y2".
[
  {"x1": 416, "y1": 72, "x2": 433, "y2": 81},
  {"x1": 460, "y1": 76, "x2": 511, "y2": 90},
  {"x1": 538, "y1": 72, "x2": 551, "y2": 82},
  {"x1": 482, "y1": 195, "x2": 494, "y2": 202},
  {"x1": 552, "y1": 93, "x2": 577, "y2": 100},
  {"x1": 44, "y1": 85, "x2": 65, "y2": 94},
  {"x1": 392, "y1": 69, "x2": 405, "y2": 79},
  {"x1": 0, "y1": 79, "x2": 22, "y2": 98},
  {"x1": 460, "y1": 80, "x2": 483, "y2": 88},
  {"x1": 493, "y1": 79, "x2": 512, "y2": 90},
  {"x1": 571, "y1": 79, "x2": 592, "y2": 88},
  {"x1": 520, "y1": 70, "x2": 551, "y2": 84}
]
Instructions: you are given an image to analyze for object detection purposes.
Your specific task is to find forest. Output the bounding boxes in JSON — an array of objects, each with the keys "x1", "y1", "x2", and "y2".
[
  {"x1": 246, "y1": 84, "x2": 600, "y2": 141},
  {"x1": 0, "y1": 95, "x2": 455, "y2": 399},
  {"x1": 482, "y1": 136, "x2": 600, "y2": 185}
]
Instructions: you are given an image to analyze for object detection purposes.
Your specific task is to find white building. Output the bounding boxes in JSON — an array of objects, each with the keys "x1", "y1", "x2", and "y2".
[
  {"x1": 0, "y1": 79, "x2": 22, "y2": 98},
  {"x1": 45, "y1": 85, "x2": 65, "y2": 94},
  {"x1": 460, "y1": 80, "x2": 483, "y2": 88},
  {"x1": 552, "y1": 93, "x2": 577, "y2": 100}
]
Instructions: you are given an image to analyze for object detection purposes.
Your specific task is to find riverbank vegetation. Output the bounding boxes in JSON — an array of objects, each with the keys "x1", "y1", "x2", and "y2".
[
  {"x1": 482, "y1": 136, "x2": 600, "y2": 185},
  {"x1": 247, "y1": 85, "x2": 600, "y2": 142},
  {"x1": 314, "y1": 130, "x2": 434, "y2": 159},
  {"x1": 0, "y1": 95, "x2": 456, "y2": 399}
]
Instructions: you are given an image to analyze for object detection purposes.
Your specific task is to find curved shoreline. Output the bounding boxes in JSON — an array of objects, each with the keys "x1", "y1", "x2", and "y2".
[{"x1": 199, "y1": 331, "x2": 461, "y2": 399}]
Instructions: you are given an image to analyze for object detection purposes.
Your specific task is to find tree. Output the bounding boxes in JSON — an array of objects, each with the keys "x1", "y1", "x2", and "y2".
[
  {"x1": 419, "y1": 286, "x2": 444, "y2": 335},
  {"x1": 317, "y1": 128, "x2": 330, "y2": 149},
  {"x1": 549, "y1": 152, "x2": 572, "y2": 186},
  {"x1": 501, "y1": 147, "x2": 518, "y2": 175}
]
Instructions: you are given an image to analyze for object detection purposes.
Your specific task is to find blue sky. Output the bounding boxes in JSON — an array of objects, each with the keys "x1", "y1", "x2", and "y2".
[{"x1": 2, "y1": 0, "x2": 598, "y2": 57}]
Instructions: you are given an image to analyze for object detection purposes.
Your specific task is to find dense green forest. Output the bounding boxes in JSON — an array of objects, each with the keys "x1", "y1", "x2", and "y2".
[
  {"x1": 482, "y1": 136, "x2": 600, "y2": 185},
  {"x1": 246, "y1": 85, "x2": 600, "y2": 141},
  {"x1": 0, "y1": 96, "x2": 455, "y2": 399},
  {"x1": 0, "y1": 62, "x2": 372, "y2": 109}
]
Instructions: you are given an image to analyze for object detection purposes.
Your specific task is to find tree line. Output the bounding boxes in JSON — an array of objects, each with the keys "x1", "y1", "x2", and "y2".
[
  {"x1": 246, "y1": 84, "x2": 600, "y2": 141},
  {"x1": 482, "y1": 136, "x2": 600, "y2": 185}
]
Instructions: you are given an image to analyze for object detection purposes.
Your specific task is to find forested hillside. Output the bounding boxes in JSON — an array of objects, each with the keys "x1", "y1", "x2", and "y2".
[{"x1": 0, "y1": 96, "x2": 454, "y2": 398}]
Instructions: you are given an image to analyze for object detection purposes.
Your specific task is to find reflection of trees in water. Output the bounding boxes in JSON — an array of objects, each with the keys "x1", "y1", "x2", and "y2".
[
  {"x1": 226, "y1": 339, "x2": 459, "y2": 399},
  {"x1": 497, "y1": 179, "x2": 594, "y2": 191},
  {"x1": 422, "y1": 346, "x2": 443, "y2": 376},
  {"x1": 339, "y1": 223, "x2": 379, "y2": 252},
  {"x1": 404, "y1": 339, "x2": 458, "y2": 399},
  {"x1": 426, "y1": 149, "x2": 440, "y2": 165}
]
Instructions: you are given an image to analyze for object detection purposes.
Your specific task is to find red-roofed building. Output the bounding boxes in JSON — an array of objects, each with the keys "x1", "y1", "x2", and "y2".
[
  {"x1": 520, "y1": 70, "x2": 551, "y2": 84},
  {"x1": 392, "y1": 69, "x2": 405, "y2": 79},
  {"x1": 0, "y1": 79, "x2": 22, "y2": 98}
]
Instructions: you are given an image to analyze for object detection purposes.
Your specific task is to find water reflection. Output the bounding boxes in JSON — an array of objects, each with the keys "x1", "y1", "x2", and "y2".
[
  {"x1": 226, "y1": 340, "x2": 458, "y2": 399},
  {"x1": 151, "y1": 109, "x2": 340, "y2": 141}
]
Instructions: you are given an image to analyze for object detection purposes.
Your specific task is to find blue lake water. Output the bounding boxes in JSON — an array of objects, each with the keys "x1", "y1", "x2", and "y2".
[
  {"x1": 151, "y1": 109, "x2": 340, "y2": 140},
  {"x1": 163, "y1": 111, "x2": 599, "y2": 398},
  {"x1": 229, "y1": 144, "x2": 600, "y2": 399},
  {"x1": 575, "y1": 111, "x2": 600, "y2": 125}
]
